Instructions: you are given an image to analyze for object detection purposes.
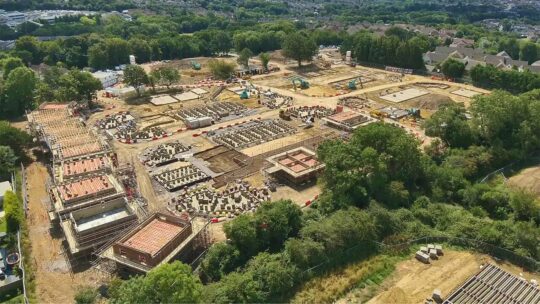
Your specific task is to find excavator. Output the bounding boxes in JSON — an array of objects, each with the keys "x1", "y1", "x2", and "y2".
[
  {"x1": 348, "y1": 77, "x2": 364, "y2": 90},
  {"x1": 291, "y1": 77, "x2": 310, "y2": 90},
  {"x1": 191, "y1": 60, "x2": 201, "y2": 70},
  {"x1": 240, "y1": 89, "x2": 249, "y2": 99}
]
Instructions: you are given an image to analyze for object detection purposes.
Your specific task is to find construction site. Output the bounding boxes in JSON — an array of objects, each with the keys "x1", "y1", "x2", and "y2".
[
  {"x1": 23, "y1": 51, "x2": 495, "y2": 300},
  {"x1": 27, "y1": 102, "x2": 211, "y2": 278}
]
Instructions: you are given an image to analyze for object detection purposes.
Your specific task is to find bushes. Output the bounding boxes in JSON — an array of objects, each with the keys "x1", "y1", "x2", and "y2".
[
  {"x1": 470, "y1": 65, "x2": 540, "y2": 94},
  {"x1": 3, "y1": 191, "x2": 23, "y2": 233},
  {"x1": 208, "y1": 60, "x2": 235, "y2": 80},
  {"x1": 203, "y1": 208, "x2": 379, "y2": 303},
  {"x1": 74, "y1": 286, "x2": 98, "y2": 304},
  {"x1": 109, "y1": 262, "x2": 202, "y2": 304},
  {"x1": 201, "y1": 200, "x2": 302, "y2": 282}
]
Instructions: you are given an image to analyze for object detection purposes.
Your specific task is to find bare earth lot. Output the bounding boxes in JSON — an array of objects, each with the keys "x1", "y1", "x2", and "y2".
[
  {"x1": 26, "y1": 162, "x2": 110, "y2": 303},
  {"x1": 508, "y1": 164, "x2": 540, "y2": 197},
  {"x1": 366, "y1": 250, "x2": 540, "y2": 304}
]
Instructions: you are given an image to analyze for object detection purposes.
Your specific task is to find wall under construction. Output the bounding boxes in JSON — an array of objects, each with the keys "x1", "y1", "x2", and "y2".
[{"x1": 112, "y1": 213, "x2": 192, "y2": 267}]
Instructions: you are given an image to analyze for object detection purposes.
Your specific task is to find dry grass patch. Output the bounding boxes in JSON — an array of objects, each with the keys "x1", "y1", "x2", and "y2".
[{"x1": 291, "y1": 255, "x2": 401, "y2": 304}]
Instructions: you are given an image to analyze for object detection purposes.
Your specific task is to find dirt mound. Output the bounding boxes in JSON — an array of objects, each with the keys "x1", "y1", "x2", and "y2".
[
  {"x1": 373, "y1": 287, "x2": 409, "y2": 304},
  {"x1": 407, "y1": 94, "x2": 455, "y2": 110}
]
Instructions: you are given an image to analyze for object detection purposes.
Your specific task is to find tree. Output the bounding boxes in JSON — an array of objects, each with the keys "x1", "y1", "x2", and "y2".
[
  {"x1": 204, "y1": 272, "x2": 265, "y2": 304},
  {"x1": 208, "y1": 59, "x2": 235, "y2": 80},
  {"x1": 2, "y1": 67, "x2": 37, "y2": 117},
  {"x1": 74, "y1": 286, "x2": 98, "y2": 304},
  {"x1": 0, "y1": 57, "x2": 24, "y2": 79},
  {"x1": 200, "y1": 243, "x2": 241, "y2": 282},
  {"x1": 259, "y1": 52, "x2": 270, "y2": 71},
  {"x1": 317, "y1": 123, "x2": 424, "y2": 210},
  {"x1": 129, "y1": 38, "x2": 152, "y2": 64},
  {"x1": 509, "y1": 189, "x2": 540, "y2": 223},
  {"x1": 210, "y1": 31, "x2": 232, "y2": 55},
  {"x1": 441, "y1": 58, "x2": 466, "y2": 79},
  {"x1": 4, "y1": 191, "x2": 23, "y2": 233},
  {"x1": 282, "y1": 32, "x2": 317, "y2": 67},
  {"x1": 237, "y1": 48, "x2": 253, "y2": 69},
  {"x1": 224, "y1": 214, "x2": 258, "y2": 258},
  {"x1": 423, "y1": 104, "x2": 476, "y2": 148},
  {"x1": 14, "y1": 36, "x2": 41, "y2": 64},
  {"x1": 0, "y1": 121, "x2": 32, "y2": 156},
  {"x1": 157, "y1": 66, "x2": 180, "y2": 89},
  {"x1": 88, "y1": 43, "x2": 108, "y2": 70},
  {"x1": 0, "y1": 146, "x2": 16, "y2": 180},
  {"x1": 254, "y1": 200, "x2": 302, "y2": 251},
  {"x1": 123, "y1": 65, "x2": 148, "y2": 97},
  {"x1": 55, "y1": 70, "x2": 102, "y2": 106},
  {"x1": 148, "y1": 70, "x2": 160, "y2": 92},
  {"x1": 520, "y1": 42, "x2": 539, "y2": 65},
  {"x1": 109, "y1": 261, "x2": 202, "y2": 304}
]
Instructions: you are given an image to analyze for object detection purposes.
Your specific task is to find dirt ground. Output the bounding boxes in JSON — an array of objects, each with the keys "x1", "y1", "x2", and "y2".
[
  {"x1": 26, "y1": 162, "x2": 110, "y2": 303},
  {"x1": 508, "y1": 165, "x2": 540, "y2": 197},
  {"x1": 366, "y1": 250, "x2": 540, "y2": 304}
]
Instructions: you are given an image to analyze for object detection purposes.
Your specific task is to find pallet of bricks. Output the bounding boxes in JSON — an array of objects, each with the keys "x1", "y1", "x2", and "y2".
[
  {"x1": 172, "y1": 181, "x2": 270, "y2": 218},
  {"x1": 211, "y1": 120, "x2": 296, "y2": 149},
  {"x1": 176, "y1": 102, "x2": 247, "y2": 122},
  {"x1": 153, "y1": 165, "x2": 210, "y2": 192},
  {"x1": 141, "y1": 141, "x2": 191, "y2": 167},
  {"x1": 285, "y1": 106, "x2": 335, "y2": 119}
]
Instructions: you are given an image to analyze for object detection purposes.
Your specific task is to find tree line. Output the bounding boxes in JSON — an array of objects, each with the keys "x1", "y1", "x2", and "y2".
[{"x1": 341, "y1": 29, "x2": 430, "y2": 70}]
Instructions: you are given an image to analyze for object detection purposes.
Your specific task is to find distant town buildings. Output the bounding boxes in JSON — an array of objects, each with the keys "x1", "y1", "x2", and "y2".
[
  {"x1": 0, "y1": 9, "x2": 96, "y2": 28},
  {"x1": 424, "y1": 46, "x2": 540, "y2": 73}
]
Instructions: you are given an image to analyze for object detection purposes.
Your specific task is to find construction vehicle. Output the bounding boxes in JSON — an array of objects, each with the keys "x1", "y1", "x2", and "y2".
[
  {"x1": 191, "y1": 60, "x2": 201, "y2": 70},
  {"x1": 291, "y1": 77, "x2": 309, "y2": 90},
  {"x1": 408, "y1": 108, "x2": 421, "y2": 118},
  {"x1": 299, "y1": 115, "x2": 315, "y2": 129},
  {"x1": 279, "y1": 109, "x2": 291, "y2": 121},
  {"x1": 240, "y1": 89, "x2": 249, "y2": 99},
  {"x1": 370, "y1": 110, "x2": 384, "y2": 119},
  {"x1": 348, "y1": 77, "x2": 364, "y2": 90}
]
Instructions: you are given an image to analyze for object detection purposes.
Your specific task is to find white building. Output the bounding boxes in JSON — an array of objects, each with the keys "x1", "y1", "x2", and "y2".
[
  {"x1": 0, "y1": 181, "x2": 12, "y2": 206},
  {"x1": 93, "y1": 71, "x2": 119, "y2": 88}
]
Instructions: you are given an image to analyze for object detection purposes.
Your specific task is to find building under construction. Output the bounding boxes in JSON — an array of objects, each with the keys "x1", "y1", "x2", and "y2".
[
  {"x1": 265, "y1": 147, "x2": 325, "y2": 184},
  {"x1": 28, "y1": 103, "x2": 142, "y2": 259},
  {"x1": 99, "y1": 212, "x2": 210, "y2": 274}
]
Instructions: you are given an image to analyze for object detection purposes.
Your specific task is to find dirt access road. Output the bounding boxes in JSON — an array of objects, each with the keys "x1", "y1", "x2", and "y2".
[{"x1": 26, "y1": 162, "x2": 109, "y2": 303}]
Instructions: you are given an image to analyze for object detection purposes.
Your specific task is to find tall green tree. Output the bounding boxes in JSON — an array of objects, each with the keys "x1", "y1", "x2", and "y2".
[
  {"x1": 14, "y1": 36, "x2": 41, "y2": 64},
  {"x1": 123, "y1": 65, "x2": 148, "y2": 97},
  {"x1": 520, "y1": 42, "x2": 539, "y2": 65},
  {"x1": 237, "y1": 48, "x2": 253, "y2": 69},
  {"x1": 282, "y1": 32, "x2": 317, "y2": 67},
  {"x1": 0, "y1": 56, "x2": 24, "y2": 79},
  {"x1": 156, "y1": 66, "x2": 180, "y2": 89},
  {"x1": 441, "y1": 58, "x2": 466, "y2": 78},
  {"x1": 2, "y1": 66, "x2": 37, "y2": 117},
  {"x1": 424, "y1": 104, "x2": 476, "y2": 148},
  {"x1": 259, "y1": 52, "x2": 270, "y2": 70},
  {"x1": 0, "y1": 145, "x2": 16, "y2": 179},
  {"x1": 0, "y1": 121, "x2": 32, "y2": 156},
  {"x1": 109, "y1": 262, "x2": 202, "y2": 304}
]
